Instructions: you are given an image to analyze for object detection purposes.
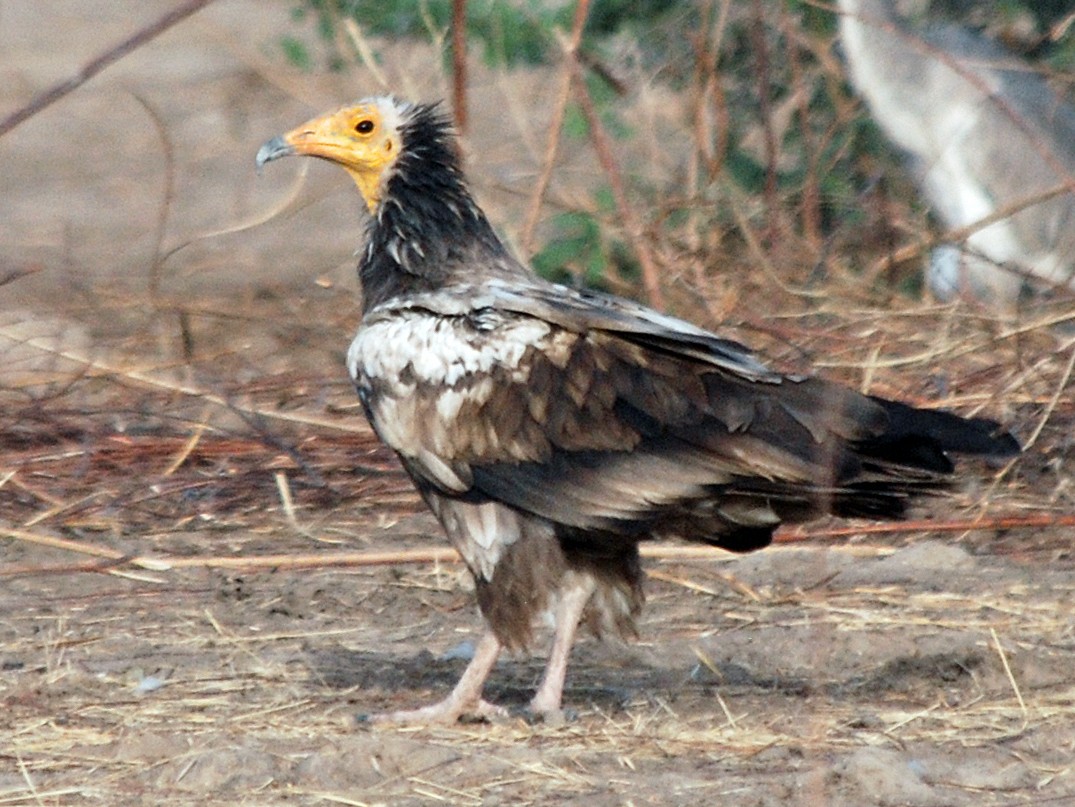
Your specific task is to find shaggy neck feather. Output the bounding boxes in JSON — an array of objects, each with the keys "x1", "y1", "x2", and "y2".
[{"x1": 358, "y1": 104, "x2": 515, "y2": 312}]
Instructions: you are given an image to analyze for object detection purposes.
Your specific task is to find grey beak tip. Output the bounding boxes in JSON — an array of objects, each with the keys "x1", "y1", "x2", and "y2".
[{"x1": 255, "y1": 135, "x2": 292, "y2": 172}]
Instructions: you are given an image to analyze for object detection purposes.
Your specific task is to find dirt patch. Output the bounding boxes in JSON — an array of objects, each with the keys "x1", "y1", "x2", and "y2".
[{"x1": 2, "y1": 521, "x2": 1073, "y2": 805}]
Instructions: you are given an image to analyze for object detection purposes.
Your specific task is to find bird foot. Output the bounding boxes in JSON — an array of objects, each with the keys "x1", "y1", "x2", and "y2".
[{"x1": 357, "y1": 697, "x2": 509, "y2": 726}]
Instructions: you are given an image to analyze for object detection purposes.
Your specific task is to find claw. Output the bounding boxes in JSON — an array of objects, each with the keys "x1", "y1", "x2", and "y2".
[{"x1": 355, "y1": 631, "x2": 504, "y2": 726}]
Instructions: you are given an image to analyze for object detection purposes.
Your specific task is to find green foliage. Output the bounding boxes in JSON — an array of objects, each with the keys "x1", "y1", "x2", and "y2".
[
  {"x1": 531, "y1": 188, "x2": 637, "y2": 291},
  {"x1": 531, "y1": 211, "x2": 605, "y2": 286},
  {"x1": 561, "y1": 81, "x2": 632, "y2": 143},
  {"x1": 279, "y1": 35, "x2": 313, "y2": 71},
  {"x1": 278, "y1": 0, "x2": 1073, "y2": 297},
  {"x1": 526, "y1": 73, "x2": 635, "y2": 288},
  {"x1": 287, "y1": 0, "x2": 682, "y2": 70}
]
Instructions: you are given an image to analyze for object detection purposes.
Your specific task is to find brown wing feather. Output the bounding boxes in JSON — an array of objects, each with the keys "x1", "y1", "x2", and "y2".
[
  {"x1": 465, "y1": 332, "x2": 897, "y2": 544},
  {"x1": 352, "y1": 290, "x2": 942, "y2": 552}
]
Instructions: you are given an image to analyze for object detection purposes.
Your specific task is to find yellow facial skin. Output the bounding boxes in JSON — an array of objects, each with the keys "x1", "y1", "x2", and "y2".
[{"x1": 256, "y1": 101, "x2": 402, "y2": 213}]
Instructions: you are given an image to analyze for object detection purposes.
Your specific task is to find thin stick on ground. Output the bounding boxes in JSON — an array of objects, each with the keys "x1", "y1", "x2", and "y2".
[
  {"x1": 6, "y1": 512, "x2": 1075, "y2": 578},
  {"x1": 162, "y1": 419, "x2": 210, "y2": 476},
  {"x1": 869, "y1": 179, "x2": 1075, "y2": 276},
  {"x1": 0, "y1": 325, "x2": 366, "y2": 434},
  {"x1": 14, "y1": 747, "x2": 43, "y2": 807},
  {"x1": 990, "y1": 627, "x2": 1028, "y2": 720},
  {"x1": 1021, "y1": 339, "x2": 1075, "y2": 451}
]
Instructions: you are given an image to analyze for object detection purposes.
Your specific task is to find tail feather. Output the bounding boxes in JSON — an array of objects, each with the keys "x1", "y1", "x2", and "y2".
[
  {"x1": 745, "y1": 398, "x2": 1021, "y2": 530},
  {"x1": 864, "y1": 396, "x2": 1020, "y2": 469}
]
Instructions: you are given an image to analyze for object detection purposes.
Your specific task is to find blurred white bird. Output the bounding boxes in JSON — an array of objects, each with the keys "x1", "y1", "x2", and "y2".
[{"x1": 838, "y1": 0, "x2": 1075, "y2": 306}]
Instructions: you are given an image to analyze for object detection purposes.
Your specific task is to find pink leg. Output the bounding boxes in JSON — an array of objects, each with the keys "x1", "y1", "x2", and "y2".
[
  {"x1": 367, "y1": 631, "x2": 505, "y2": 725},
  {"x1": 528, "y1": 580, "x2": 595, "y2": 720}
]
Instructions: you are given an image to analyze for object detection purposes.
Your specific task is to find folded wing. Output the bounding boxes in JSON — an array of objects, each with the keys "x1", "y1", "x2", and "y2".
[{"x1": 350, "y1": 281, "x2": 1017, "y2": 553}]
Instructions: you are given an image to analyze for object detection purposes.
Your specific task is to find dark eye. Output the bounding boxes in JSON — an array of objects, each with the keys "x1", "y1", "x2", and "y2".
[{"x1": 355, "y1": 119, "x2": 374, "y2": 134}]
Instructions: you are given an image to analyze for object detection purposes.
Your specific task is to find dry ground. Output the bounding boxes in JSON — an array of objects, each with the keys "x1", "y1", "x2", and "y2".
[{"x1": 2, "y1": 2, "x2": 1074, "y2": 805}]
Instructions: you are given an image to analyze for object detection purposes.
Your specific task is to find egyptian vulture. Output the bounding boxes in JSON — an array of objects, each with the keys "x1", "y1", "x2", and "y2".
[{"x1": 257, "y1": 96, "x2": 1018, "y2": 724}]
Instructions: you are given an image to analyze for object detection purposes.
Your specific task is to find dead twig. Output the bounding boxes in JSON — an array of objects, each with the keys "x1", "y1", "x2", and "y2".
[
  {"x1": 868, "y1": 180, "x2": 1075, "y2": 277},
  {"x1": 6, "y1": 513, "x2": 1073, "y2": 578},
  {"x1": 749, "y1": 0, "x2": 780, "y2": 243},
  {"x1": 1020, "y1": 339, "x2": 1075, "y2": 451},
  {"x1": 990, "y1": 627, "x2": 1029, "y2": 721},
  {"x1": 778, "y1": 512, "x2": 1075, "y2": 541},
  {"x1": 0, "y1": 326, "x2": 367, "y2": 434},
  {"x1": 129, "y1": 93, "x2": 176, "y2": 304},
  {"x1": 0, "y1": 262, "x2": 44, "y2": 288},
  {"x1": 569, "y1": 47, "x2": 665, "y2": 309},
  {"x1": 0, "y1": 0, "x2": 218, "y2": 138},
  {"x1": 451, "y1": 0, "x2": 468, "y2": 133},
  {"x1": 162, "y1": 418, "x2": 210, "y2": 476},
  {"x1": 520, "y1": 0, "x2": 592, "y2": 254}
]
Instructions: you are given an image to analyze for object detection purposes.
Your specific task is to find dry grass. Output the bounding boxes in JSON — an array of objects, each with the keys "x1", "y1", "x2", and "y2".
[
  {"x1": 2, "y1": 529, "x2": 1073, "y2": 803},
  {"x1": 2, "y1": 302, "x2": 1072, "y2": 802}
]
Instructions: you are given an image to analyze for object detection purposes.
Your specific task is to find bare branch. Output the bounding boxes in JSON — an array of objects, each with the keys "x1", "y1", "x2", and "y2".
[{"x1": 0, "y1": 0, "x2": 217, "y2": 138}]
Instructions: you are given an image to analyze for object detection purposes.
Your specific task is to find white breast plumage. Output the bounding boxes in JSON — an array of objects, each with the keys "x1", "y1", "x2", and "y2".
[
  {"x1": 346, "y1": 305, "x2": 566, "y2": 480},
  {"x1": 348, "y1": 308, "x2": 552, "y2": 392}
]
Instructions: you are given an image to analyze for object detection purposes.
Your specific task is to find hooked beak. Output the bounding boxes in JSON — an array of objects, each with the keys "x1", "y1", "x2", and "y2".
[{"x1": 255, "y1": 135, "x2": 295, "y2": 172}]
